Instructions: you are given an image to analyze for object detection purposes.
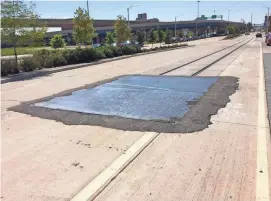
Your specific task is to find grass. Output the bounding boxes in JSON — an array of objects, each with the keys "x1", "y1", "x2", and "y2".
[
  {"x1": 1, "y1": 46, "x2": 52, "y2": 56},
  {"x1": 1, "y1": 46, "x2": 86, "y2": 56}
]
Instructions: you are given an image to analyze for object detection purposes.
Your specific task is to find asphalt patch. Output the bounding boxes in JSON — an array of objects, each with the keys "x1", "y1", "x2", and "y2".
[
  {"x1": 9, "y1": 75, "x2": 238, "y2": 133},
  {"x1": 34, "y1": 75, "x2": 218, "y2": 121}
]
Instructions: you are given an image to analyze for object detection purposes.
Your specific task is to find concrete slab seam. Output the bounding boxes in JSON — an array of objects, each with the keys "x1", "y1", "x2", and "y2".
[{"x1": 70, "y1": 132, "x2": 159, "y2": 201}]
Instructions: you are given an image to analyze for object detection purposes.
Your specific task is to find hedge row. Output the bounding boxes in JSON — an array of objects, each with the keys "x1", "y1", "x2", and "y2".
[
  {"x1": 1, "y1": 44, "x2": 187, "y2": 77},
  {"x1": 223, "y1": 34, "x2": 241, "y2": 40}
]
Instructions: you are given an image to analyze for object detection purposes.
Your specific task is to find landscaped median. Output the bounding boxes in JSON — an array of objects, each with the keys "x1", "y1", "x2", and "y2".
[
  {"x1": 223, "y1": 34, "x2": 242, "y2": 40},
  {"x1": 1, "y1": 43, "x2": 189, "y2": 79}
]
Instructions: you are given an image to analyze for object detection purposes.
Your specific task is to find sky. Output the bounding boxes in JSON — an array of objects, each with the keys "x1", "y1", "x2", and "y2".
[{"x1": 33, "y1": 1, "x2": 271, "y2": 24}]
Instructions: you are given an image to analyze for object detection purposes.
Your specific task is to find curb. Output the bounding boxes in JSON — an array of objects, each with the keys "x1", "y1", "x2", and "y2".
[
  {"x1": 1, "y1": 45, "x2": 194, "y2": 84},
  {"x1": 1, "y1": 54, "x2": 33, "y2": 61}
]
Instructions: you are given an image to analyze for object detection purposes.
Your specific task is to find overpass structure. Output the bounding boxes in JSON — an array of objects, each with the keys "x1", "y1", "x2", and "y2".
[
  {"x1": 38, "y1": 18, "x2": 158, "y2": 30},
  {"x1": 44, "y1": 19, "x2": 246, "y2": 45}
]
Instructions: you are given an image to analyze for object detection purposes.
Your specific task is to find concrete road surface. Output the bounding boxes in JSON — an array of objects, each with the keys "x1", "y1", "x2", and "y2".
[{"x1": 1, "y1": 35, "x2": 269, "y2": 201}]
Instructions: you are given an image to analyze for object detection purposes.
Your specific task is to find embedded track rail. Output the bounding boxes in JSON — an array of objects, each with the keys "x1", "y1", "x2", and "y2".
[{"x1": 159, "y1": 36, "x2": 253, "y2": 76}]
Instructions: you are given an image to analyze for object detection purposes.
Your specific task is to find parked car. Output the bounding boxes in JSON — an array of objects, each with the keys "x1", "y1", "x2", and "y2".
[
  {"x1": 118, "y1": 40, "x2": 140, "y2": 47},
  {"x1": 170, "y1": 37, "x2": 179, "y2": 43},
  {"x1": 92, "y1": 43, "x2": 105, "y2": 48},
  {"x1": 209, "y1": 33, "x2": 218, "y2": 37},
  {"x1": 118, "y1": 41, "x2": 131, "y2": 47},
  {"x1": 256, "y1": 33, "x2": 262, "y2": 38}
]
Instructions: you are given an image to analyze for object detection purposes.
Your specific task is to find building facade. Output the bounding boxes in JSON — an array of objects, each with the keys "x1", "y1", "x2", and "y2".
[
  {"x1": 136, "y1": 13, "x2": 147, "y2": 21},
  {"x1": 264, "y1": 15, "x2": 271, "y2": 32}
]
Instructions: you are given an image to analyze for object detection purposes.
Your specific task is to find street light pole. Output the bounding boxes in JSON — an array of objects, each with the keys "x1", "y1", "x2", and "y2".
[
  {"x1": 175, "y1": 16, "x2": 177, "y2": 38},
  {"x1": 196, "y1": 0, "x2": 200, "y2": 37},
  {"x1": 127, "y1": 7, "x2": 130, "y2": 27},
  {"x1": 197, "y1": 1, "x2": 200, "y2": 18},
  {"x1": 87, "y1": 0, "x2": 90, "y2": 16},
  {"x1": 228, "y1": 10, "x2": 230, "y2": 21},
  {"x1": 127, "y1": 5, "x2": 139, "y2": 28}
]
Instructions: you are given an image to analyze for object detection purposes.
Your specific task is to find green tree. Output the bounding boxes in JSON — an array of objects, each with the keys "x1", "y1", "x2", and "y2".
[
  {"x1": 105, "y1": 31, "x2": 116, "y2": 45},
  {"x1": 178, "y1": 31, "x2": 184, "y2": 38},
  {"x1": 31, "y1": 27, "x2": 47, "y2": 47},
  {"x1": 50, "y1": 34, "x2": 66, "y2": 49},
  {"x1": 136, "y1": 29, "x2": 145, "y2": 46},
  {"x1": 148, "y1": 29, "x2": 158, "y2": 47},
  {"x1": 1, "y1": 0, "x2": 47, "y2": 65},
  {"x1": 164, "y1": 29, "x2": 171, "y2": 44},
  {"x1": 226, "y1": 25, "x2": 235, "y2": 35},
  {"x1": 235, "y1": 26, "x2": 241, "y2": 34},
  {"x1": 72, "y1": 7, "x2": 96, "y2": 46},
  {"x1": 157, "y1": 29, "x2": 165, "y2": 46},
  {"x1": 114, "y1": 15, "x2": 131, "y2": 44},
  {"x1": 187, "y1": 31, "x2": 194, "y2": 38}
]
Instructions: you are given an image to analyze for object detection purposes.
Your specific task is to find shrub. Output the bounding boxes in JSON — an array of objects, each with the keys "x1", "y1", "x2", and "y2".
[
  {"x1": 121, "y1": 46, "x2": 137, "y2": 55},
  {"x1": 52, "y1": 53, "x2": 67, "y2": 67},
  {"x1": 95, "y1": 49, "x2": 106, "y2": 60},
  {"x1": 134, "y1": 45, "x2": 142, "y2": 53},
  {"x1": 21, "y1": 59, "x2": 39, "y2": 72},
  {"x1": 74, "y1": 48, "x2": 106, "y2": 63},
  {"x1": 110, "y1": 46, "x2": 123, "y2": 57},
  {"x1": 33, "y1": 49, "x2": 54, "y2": 69},
  {"x1": 103, "y1": 47, "x2": 114, "y2": 58},
  {"x1": 75, "y1": 48, "x2": 89, "y2": 63},
  {"x1": 50, "y1": 34, "x2": 66, "y2": 49},
  {"x1": 1, "y1": 60, "x2": 19, "y2": 76},
  {"x1": 62, "y1": 49, "x2": 79, "y2": 65}
]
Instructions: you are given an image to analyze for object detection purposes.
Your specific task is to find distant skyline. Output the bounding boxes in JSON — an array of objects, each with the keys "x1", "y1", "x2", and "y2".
[{"x1": 34, "y1": 1, "x2": 270, "y2": 24}]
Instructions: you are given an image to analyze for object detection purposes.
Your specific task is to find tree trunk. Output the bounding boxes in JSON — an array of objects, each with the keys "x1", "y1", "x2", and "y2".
[{"x1": 13, "y1": 45, "x2": 18, "y2": 67}]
